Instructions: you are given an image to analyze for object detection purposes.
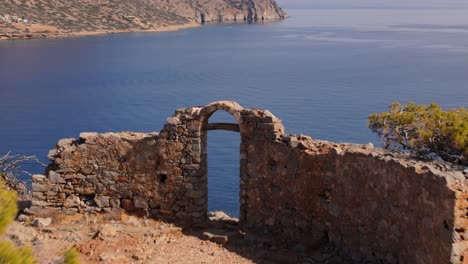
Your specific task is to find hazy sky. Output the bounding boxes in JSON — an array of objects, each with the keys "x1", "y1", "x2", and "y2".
[{"x1": 277, "y1": 0, "x2": 468, "y2": 9}]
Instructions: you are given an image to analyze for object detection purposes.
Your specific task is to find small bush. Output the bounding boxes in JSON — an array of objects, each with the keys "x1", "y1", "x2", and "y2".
[
  {"x1": 63, "y1": 248, "x2": 80, "y2": 264},
  {"x1": 0, "y1": 241, "x2": 35, "y2": 264},
  {"x1": 0, "y1": 180, "x2": 18, "y2": 234},
  {"x1": 368, "y1": 102, "x2": 468, "y2": 165},
  {"x1": 0, "y1": 180, "x2": 35, "y2": 264}
]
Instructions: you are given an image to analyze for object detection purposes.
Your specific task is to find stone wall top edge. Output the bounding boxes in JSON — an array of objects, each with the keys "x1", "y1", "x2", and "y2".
[{"x1": 286, "y1": 134, "x2": 467, "y2": 190}]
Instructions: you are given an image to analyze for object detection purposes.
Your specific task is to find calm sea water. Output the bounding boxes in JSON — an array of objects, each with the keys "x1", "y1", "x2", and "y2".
[{"x1": 1, "y1": 8, "x2": 468, "y2": 217}]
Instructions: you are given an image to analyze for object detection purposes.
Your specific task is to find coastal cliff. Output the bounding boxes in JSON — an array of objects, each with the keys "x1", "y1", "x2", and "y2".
[{"x1": 0, "y1": 0, "x2": 286, "y2": 40}]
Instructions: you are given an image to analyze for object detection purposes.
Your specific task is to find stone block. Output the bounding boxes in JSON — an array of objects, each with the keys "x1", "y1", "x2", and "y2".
[
  {"x1": 32, "y1": 217, "x2": 52, "y2": 227},
  {"x1": 134, "y1": 197, "x2": 148, "y2": 209},
  {"x1": 79, "y1": 132, "x2": 98, "y2": 140},
  {"x1": 94, "y1": 195, "x2": 110, "y2": 208},
  {"x1": 64, "y1": 194, "x2": 81, "y2": 208},
  {"x1": 49, "y1": 171, "x2": 66, "y2": 184},
  {"x1": 64, "y1": 174, "x2": 86, "y2": 180},
  {"x1": 32, "y1": 174, "x2": 46, "y2": 182},
  {"x1": 110, "y1": 198, "x2": 121, "y2": 208},
  {"x1": 188, "y1": 190, "x2": 203, "y2": 199},
  {"x1": 32, "y1": 183, "x2": 54, "y2": 192},
  {"x1": 121, "y1": 199, "x2": 135, "y2": 211}
]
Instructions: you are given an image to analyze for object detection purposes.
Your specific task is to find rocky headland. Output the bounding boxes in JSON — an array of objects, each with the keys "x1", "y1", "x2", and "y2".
[{"x1": 0, "y1": 0, "x2": 286, "y2": 40}]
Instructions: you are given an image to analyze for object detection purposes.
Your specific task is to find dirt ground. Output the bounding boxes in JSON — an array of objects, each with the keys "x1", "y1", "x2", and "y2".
[{"x1": 2, "y1": 210, "x2": 356, "y2": 264}]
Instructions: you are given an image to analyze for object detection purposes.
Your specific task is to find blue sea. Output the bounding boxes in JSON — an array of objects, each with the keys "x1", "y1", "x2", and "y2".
[{"x1": 1, "y1": 8, "x2": 467, "y2": 217}]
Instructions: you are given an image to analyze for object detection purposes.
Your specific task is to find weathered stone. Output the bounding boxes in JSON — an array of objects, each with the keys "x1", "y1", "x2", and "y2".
[
  {"x1": 74, "y1": 186, "x2": 95, "y2": 195},
  {"x1": 48, "y1": 171, "x2": 66, "y2": 184},
  {"x1": 110, "y1": 198, "x2": 120, "y2": 208},
  {"x1": 79, "y1": 132, "x2": 98, "y2": 140},
  {"x1": 32, "y1": 174, "x2": 46, "y2": 182},
  {"x1": 134, "y1": 197, "x2": 148, "y2": 209},
  {"x1": 17, "y1": 214, "x2": 28, "y2": 222},
  {"x1": 63, "y1": 194, "x2": 81, "y2": 208},
  {"x1": 188, "y1": 191, "x2": 203, "y2": 199},
  {"x1": 121, "y1": 199, "x2": 134, "y2": 211},
  {"x1": 64, "y1": 174, "x2": 86, "y2": 180},
  {"x1": 80, "y1": 166, "x2": 94, "y2": 175},
  {"x1": 94, "y1": 195, "x2": 110, "y2": 208},
  {"x1": 202, "y1": 232, "x2": 228, "y2": 245},
  {"x1": 166, "y1": 117, "x2": 181, "y2": 125},
  {"x1": 32, "y1": 217, "x2": 52, "y2": 227},
  {"x1": 32, "y1": 183, "x2": 54, "y2": 192}
]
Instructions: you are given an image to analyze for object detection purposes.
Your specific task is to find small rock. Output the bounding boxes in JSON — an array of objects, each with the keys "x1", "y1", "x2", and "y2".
[
  {"x1": 79, "y1": 132, "x2": 98, "y2": 140},
  {"x1": 64, "y1": 194, "x2": 81, "y2": 208},
  {"x1": 100, "y1": 251, "x2": 116, "y2": 261},
  {"x1": 208, "y1": 211, "x2": 232, "y2": 221},
  {"x1": 365, "y1": 142, "x2": 374, "y2": 149},
  {"x1": 32, "y1": 217, "x2": 52, "y2": 227},
  {"x1": 166, "y1": 117, "x2": 181, "y2": 125},
  {"x1": 48, "y1": 171, "x2": 66, "y2": 184},
  {"x1": 202, "y1": 232, "x2": 228, "y2": 245},
  {"x1": 98, "y1": 224, "x2": 117, "y2": 239},
  {"x1": 133, "y1": 197, "x2": 148, "y2": 209},
  {"x1": 23, "y1": 208, "x2": 36, "y2": 216},
  {"x1": 126, "y1": 216, "x2": 141, "y2": 227},
  {"x1": 94, "y1": 195, "x2": 110, "y2": 208},
  {"x1": 31, "y1": 174, "x2": 46, "y2": 182},
  {"x1": 17, "y1": 214, "x2": 28, "y2": 222}
]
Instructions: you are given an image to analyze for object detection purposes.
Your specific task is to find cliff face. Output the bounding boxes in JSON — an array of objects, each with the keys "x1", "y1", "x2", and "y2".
[
  {"x1": 193, "y1": 0, "x2": 287, "y2": 23},
  {"x1": 0, "y1": 0, "x2": 286, "y2": 40}
]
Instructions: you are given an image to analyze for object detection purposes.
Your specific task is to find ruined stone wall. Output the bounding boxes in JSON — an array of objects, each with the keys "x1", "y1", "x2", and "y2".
[
  {"x1": 32, "y1": 132, "x2": 188, "y2": 220},
  {"x1": 32, "y1": 101, "x2": 468, "y2": 263},
  {"x1": 32, "y1": 101, "x2": 284, "y2": 224},
  {"x1": 244, "y1": 136, "x2": 467, "y2": 263}
]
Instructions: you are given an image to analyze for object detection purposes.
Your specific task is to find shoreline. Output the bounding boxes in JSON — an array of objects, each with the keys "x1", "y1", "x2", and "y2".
[
  {"x1": 0, "y1": 22, "x2": 201, "y2": 41},
  {"x1": 0, "y1": 18, "x2": 288, "y2": 42}
]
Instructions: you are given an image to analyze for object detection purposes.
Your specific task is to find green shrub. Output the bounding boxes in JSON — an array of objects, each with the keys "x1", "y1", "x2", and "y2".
[
  {"x1": 0, "y1": 180, "x2": 18, "y2": 234},
  {"x1": 0, "y1": 241, "x2": 35, "y2": 264},
  {"x1": 368, "y1": 102, "x2": 468, "y2": 165},
  {"x1": 0, "y1": 180, "x2": 35, "y2": 264},
  {"x1": 63, "y1": 248, "x2": 80, "y2": 264}
]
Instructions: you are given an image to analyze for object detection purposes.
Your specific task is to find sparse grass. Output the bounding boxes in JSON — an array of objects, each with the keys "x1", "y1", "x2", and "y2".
[
  {"x1": 1, "y1": 0, "x2": 198, "y2": 34},
  {"x1": 63, "y1": 248, "x2": 80, "y2": 264},
  {"x1": 0, "y1": 181, "x2": 35, "y2": 264}
]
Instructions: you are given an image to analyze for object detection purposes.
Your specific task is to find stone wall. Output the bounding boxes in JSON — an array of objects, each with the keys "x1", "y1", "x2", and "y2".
[
  {"x1": 244, "y1": 137, "x2": 467, "y2": 263},
  {"x1": 31, "y1": 101, "x2": 468, "y2": 263}
]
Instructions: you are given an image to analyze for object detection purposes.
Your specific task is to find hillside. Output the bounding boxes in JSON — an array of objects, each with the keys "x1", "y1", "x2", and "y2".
[{"x1": 0, "y1": 0, "x2": 286, "y2": 40}]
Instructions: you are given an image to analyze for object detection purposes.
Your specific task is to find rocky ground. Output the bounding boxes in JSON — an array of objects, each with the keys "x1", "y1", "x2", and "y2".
[
  {"x1": 0, "y1": 0, "x2": 286, "y2": 40},
  {"x1": 2, "y1": 210, "x2": 363, "y2": 264}
]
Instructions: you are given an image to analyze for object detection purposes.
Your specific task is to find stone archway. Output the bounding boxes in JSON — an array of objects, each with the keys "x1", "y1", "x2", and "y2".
[
  {"x1": 198, "y1": 101, "x2": 247, "y2": 223},
  {"x1": 160, "y1": 101, "x2": 285, "y2": 224}
]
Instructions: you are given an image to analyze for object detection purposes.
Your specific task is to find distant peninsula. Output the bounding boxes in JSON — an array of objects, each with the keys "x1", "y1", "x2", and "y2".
[{"x1": 0, "y1": 0, "x2": 287, "y2": 40}]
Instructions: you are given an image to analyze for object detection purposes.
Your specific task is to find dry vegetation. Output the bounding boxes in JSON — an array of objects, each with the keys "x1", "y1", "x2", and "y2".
[{"x1": 0, "y1": 0, "x2": 284, "y2": 39}]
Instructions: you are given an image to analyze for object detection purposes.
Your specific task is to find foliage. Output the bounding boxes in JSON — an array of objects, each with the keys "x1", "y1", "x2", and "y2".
[
  {"x1": 368, "y1": 102, "x2": 468, "y2": 165},
  {"x1": 0, "y1": 152, "x2": 44, "y2": 199},
  {"x1": 0, "y1": 180, "x2": 18, "y2": 234},
  {"x1": 0, "y1": 242, "x2": 35, "y2": 264},
  {"x1": 63, "y1": 248, "x2": 81, "y2": 264},
  {"x1": 0, "y1": 181, "x2": 35, "y2": 264}
]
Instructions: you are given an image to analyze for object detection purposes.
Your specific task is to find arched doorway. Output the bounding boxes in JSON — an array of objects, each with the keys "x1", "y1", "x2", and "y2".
[
  {"x1": 197, "y1": 101, "x2": 247, "y2": 224},
  {"x1": 206, "y1": 111, "x2": 240, "y2": 218},
  {"x1": 159, "y1": 101, "x2": 284, "y2": 225}
]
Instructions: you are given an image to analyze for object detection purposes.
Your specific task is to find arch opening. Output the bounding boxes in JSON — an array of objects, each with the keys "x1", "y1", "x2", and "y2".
[{"x1": 205, "y1": 110, "x2": 241, "y2": 218}]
